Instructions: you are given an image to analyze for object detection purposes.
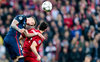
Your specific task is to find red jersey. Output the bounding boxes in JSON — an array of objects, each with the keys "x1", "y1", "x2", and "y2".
[{"x1": 23, "y1": 28, "x2": 44, "y2": 62}]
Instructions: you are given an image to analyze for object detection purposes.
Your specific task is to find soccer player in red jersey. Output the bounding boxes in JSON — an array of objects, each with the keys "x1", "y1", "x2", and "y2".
[{"x1": 23, "y1": 21, "x2": 48, "y2": 62}]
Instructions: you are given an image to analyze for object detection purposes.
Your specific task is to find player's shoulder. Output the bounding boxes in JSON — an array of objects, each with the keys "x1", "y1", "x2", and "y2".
[
  {"x1": 30, "y1": 28, "x2": 36, "y2": 31},
  {"x1": 16, "y1": 15, "x2": 26, "y2": 17},
  {"x1": 36, "y1": 29, "x2": 41, "y2": 33},
  {"x1": 14, "y1": 15, "x2": 26, "y2": 21},
  {"x1": 28, "y1": 28, "x2": 36, "y2": 33}
]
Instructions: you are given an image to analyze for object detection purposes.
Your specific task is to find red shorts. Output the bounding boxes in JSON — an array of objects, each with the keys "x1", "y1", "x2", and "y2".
[{"x1": 24, "y1": 57, "x2": 41, "y2": 62}]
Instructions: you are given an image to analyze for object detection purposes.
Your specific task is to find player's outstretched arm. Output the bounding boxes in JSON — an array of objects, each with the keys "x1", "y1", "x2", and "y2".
[
  {"x1": 30, "y1": 41, "x2": 41, "y2": 61},
  {"x1": 11, "y1": 19, "x2": 25, "y2": 33},
  {"x1": 24, "y1": 30, "x2": 45, "y2": 39}
]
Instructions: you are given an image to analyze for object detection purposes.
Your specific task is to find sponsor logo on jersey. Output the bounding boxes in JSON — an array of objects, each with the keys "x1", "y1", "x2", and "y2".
[
  {"x1": 38, "y1": 40, "x2": 41, "y2": 44},
  {"x1": 19, "y1": 16, "x2": 23, "y2": 20}
]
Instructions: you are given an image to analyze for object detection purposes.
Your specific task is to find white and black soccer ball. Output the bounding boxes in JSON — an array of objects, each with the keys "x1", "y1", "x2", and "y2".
[{"x1": 41, "y1": 1, "x2": 52, "y2": 12}]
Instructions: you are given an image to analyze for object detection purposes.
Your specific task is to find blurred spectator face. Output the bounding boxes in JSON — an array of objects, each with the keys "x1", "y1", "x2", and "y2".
[
  {"x1": 42, "y1": 56, "x2": 48, "y2": 62},
  {"x1": 51, "y1": 21, "x2": 56, "y2": 27},
  {"x1": 90, "y1": 25, "x2": 94, "y2": 31},
  {"x1": 74, "y1": 20, "x2": 80, "y2": 25},
  {"x1": 96, "y1": 6, "x2": 100, "y2": 13},
  {"x1": 5, "y1": 20, "x2": 10, "y2": 25},
  {"x1": 84, "y1": 55, "x2": 92, "y2": 62},
  {"x1": 75, "y1": 32, "x2": 79, "y2": 39},
  {"x1": 65, "y1": 1, "x2": 69, "y2": 6},
  {"x1": 61, "y1": 39, "x2": 69, "y2": 48},
  {"x1": 54, "y1": 27, "x2": 58, "y2": 33},
  {"x1": 80, "y1": 35, "x2": 84, "y2": 42},
  {"x1": 70, "y1": 6, "x2": 75, "y2": 15},
  {"x1": 60, "y1": 6, "x2": 66, "y2": 14},
  {"x1": 57, "y1": 14, "x2": 62, "y2": 21},
  {"x1": 0, "y1": 19, "x2": 3, "y2": 25},
  {"x1": 64, "y1": 31, "x2": 69, "y2": 38},
  {"x1": 6, "y1": 27, "x2": 9, "y2": 32},
  {"x1": 72, "y1": 48, "x2": 77, "y2": 53},
  {"x1": 3, "y1": 7, "x2": 8, "y2": 14},
  {"x1": 49, "y1": 42, "x2": 53, "y2": 46},
  {"x1": 95, "y1": 34, "x2": 99, "y2": 41},
  {"x1": 0, "y1": 25, "x2": 6, "y2": 35},
  {"x1": 85, "y1": 42, "x2": 89, "y2": 47},
  {"x1": 72, "y1": 37, "x2": 77, "y2": 44},
  {"x1": 19, "y1": 10, "x2": 23, "y2": 14},
  {"x1": 79, "y1": 0, "x2": 87, "y2": 9},
  {"x1": 71, "y1": 0, "x2": 76, "y2": 6},
  {"x1": 0, "y1": 8, "x2": 3, "y2": 15},
  {"x1": 97, "y1": 59, "x2": 100, "y2": 62},
  {"x1": 40, "y1": 12, "x2": 45, "y2": 19},
  {"x1": 58, "y1": 21, "x2": 62, "y2": 27},
  {"x1": 64, "y1": 26, "x2": 68, "y2": 30},
  {"x1": 30, "y1": 10, "x2": 34, "y2": 15},
  {"x1": 7, "y1": 14, "x2": 12, "y2": 20},
  {"x1": 84, "y1": 19, "x2": 90, "y2": 27},
  {"x1": 35, "y1": 10, "x2": 39, "y2": 16},
  {"x1": 9, "y1": 7, "x2": 13, "y2": 13},
  {"x1": 94, "y1": 42, "x2": 98, "y2": 48},
  {"x1": 63, "y1": 47, "x2": 68, "y2": 53},
  {"x1": 56, "y1": 39, "x2": 60, "y2": 45},
  {"x1": 78, "y1": 47, "x2": 82, "y2": 52},
  {"x1": 57, "y1": 0, "x2": 61, "y2": 8},
  {"x1": 80, "y1": 8, "x2": 84, "y2": 14}
]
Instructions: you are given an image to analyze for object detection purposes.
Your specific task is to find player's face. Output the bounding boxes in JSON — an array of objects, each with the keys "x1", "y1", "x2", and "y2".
[{"x1": 26, "y1": 17, "x2": 35, "y2": 26}]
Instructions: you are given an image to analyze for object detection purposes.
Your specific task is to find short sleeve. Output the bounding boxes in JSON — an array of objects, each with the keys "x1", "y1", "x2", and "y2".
[
  {"x1": 14, "y1": 15, "x2": 26, "y2": 22},
  {"x1": 33, "y1": 39, "x2": 42, "y2": 46}
]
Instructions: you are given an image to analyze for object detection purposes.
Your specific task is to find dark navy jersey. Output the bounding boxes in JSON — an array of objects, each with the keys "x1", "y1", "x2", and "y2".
[{"x1": 7, "y1": 15, "x2": 26, "y2": 37}]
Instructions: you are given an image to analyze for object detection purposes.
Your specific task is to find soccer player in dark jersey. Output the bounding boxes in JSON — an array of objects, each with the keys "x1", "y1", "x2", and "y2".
[
  {"x1": 23, "y1": 21, "x2": 48, "y2": 62},
  {"x1": 4, "y1": 15, "x2": 44, "y2": 62}
]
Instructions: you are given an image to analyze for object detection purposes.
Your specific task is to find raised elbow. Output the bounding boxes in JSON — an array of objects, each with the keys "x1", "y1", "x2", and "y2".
[{"x1": 30, "y1": 45, "x2": 34, "y2": 49}]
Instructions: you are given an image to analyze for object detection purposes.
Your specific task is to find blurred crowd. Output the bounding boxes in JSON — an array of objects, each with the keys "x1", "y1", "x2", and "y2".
[{"x1": 0, "y1": 0, "x2": 100, "y2": 62}]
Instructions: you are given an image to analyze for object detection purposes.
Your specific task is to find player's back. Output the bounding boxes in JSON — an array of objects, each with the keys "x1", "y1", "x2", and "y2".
[{"x1": 23, "y1": 28, "x2": 44, "y2": 58}]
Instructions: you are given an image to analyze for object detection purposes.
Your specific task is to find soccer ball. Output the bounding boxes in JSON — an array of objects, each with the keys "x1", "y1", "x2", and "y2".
[{"x1": 41, "y1": 1, "x2": 52, "y2": 12}]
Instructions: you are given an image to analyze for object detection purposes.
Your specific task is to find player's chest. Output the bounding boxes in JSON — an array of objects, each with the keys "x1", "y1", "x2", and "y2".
[{"x1": 28, "y1": 38, "x2": 43, "y2": 45}]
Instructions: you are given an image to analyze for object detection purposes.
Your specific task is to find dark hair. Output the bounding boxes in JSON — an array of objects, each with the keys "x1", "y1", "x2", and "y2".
[{"x1": 39, "y1": 21, "x2": 48, "y2": 31}]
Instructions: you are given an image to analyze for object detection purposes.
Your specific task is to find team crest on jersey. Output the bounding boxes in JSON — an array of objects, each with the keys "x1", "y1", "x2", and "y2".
[
  {"x1": 19, "y1": 16, "x2": 23, "y2": 20},
  {"x1": 38, "y1": 40, "x2": 41, "y2": 44}
]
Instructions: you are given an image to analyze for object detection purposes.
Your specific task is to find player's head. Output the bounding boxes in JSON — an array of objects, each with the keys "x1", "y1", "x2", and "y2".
[
  {"x1": 39, "y1": 21, "x2": 48, "y2": 31},
  {"x1": 26, "y1": 16, "x2": 36, "y2": 26}
]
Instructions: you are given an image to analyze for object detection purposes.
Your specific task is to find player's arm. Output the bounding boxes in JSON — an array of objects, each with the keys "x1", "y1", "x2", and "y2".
[
  {"x1": 19, "y1": 35, "x2": 24, "y2": 47},
  {"x1": 19, "y1": 35, "x2": 24, "y2": 41},
  {"x1": 23, "y1": 30, "x2": 38, "y2": 37},
  {"x1": 11, "y1": 15, "x2": 25, "y2": 33},
  {"x1": 30, "y1": 41, "x2": 41, "y2": 61},
  {"x1": 11, "y1": 20, "x2": 21, "y2": 32},
  {"x1": 24, "y1": 30, "x2": 45, "y2": 39}
]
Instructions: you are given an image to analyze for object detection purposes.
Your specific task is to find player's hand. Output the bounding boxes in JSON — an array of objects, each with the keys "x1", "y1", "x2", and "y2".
[
  {"x1": 37, "y1": 33, "x2": 45, "y2": 39},
  {"x1": 19, "y1": 29, "x2": 25, "y2": 33},
  {"x1": 37, "y1": 55, "x2": 41, "y2": 61}
]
